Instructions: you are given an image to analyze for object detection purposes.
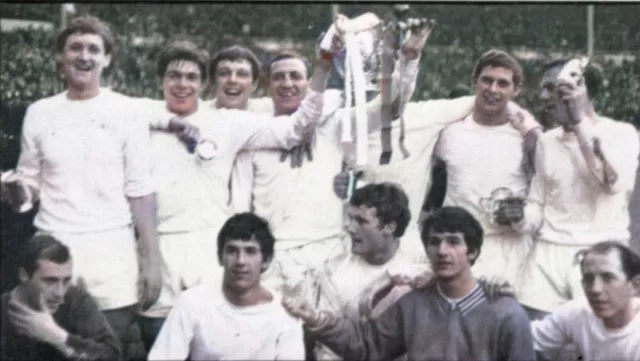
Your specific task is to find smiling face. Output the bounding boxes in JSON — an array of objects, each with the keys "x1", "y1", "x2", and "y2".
[
  {"x1": 214, "y1": 59, "x2": 255, "y2": 110},
  {"x1": 221, "y1": 239, "x2": 268, "y2": 293},
  {"x1": 162, "y1": 60, "x2": 202, "y2": 116},
  {"x1": 473, "y1": 66, "x2": 519, "y2": 116},
  {"x1": 58, "y1": 32, "x2": 111, "y2": 95},
  {"x1": 267, "y1": 57, "x2": 309, "y2": 116},
  {"x1": 581, "y1": 250, "x2": 637, "y2": 325}
]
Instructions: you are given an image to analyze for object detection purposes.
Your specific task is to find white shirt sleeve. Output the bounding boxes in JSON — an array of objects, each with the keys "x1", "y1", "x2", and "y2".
[
  {"x1": 576, "y1": 121, "x2": 640, "y2": 194},
  {"x1": 274, "y1": 319, "x2": 306, "y2": 361},
  {"x1": 530, "y1": 302, "x2": 576, "y2": 352},
  {"x1": 15, "y1": 104, "x2": 43, "y2": 202},
  {"x1": 123, "y1": 104, "x2": 155, "y2": 198},
  {"x1": 515, "y1": 137, "x2": 546, "y2": 234},
  {"x1": 148, "y1": 296, "x2": 194, "y2": 360},
  {"x1": 237, "y1": 89, "x2": 324, "y2": 151},
  {"x1": 230, "y1": 151, "x2": 254, "y2": 213}
]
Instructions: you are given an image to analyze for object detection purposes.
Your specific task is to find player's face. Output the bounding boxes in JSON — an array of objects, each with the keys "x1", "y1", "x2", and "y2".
[
  {"x1": 473, "y1": 66, "x2": 518, "y2": 116},
  {"x1": 581, "y1": 250, "x2": 636, "y2": 323},
  {"x1": 214, "y1": 59, "x2": 255, "y2": 110},
  {"x1": 19, "y1": 260, "x2": 72, "y2": 314},
  {"x1": 539, "y1": 59, "x2": 588, "y2": 128},
  {"x1": 58, "y1": 33, "x2": 111, "y2": 92},
  {"x1": 345, "y1": 205, "x2": 395, "y2": 263},
  {"x1": 268, "y1": 58, "x2": 308, "y2": 116},
  {"x1": 424, "y1": 231, "x2": 475, "y2": 281},
  {"x1": 162, "y1": 60, "x2": 202, "y2": 116},
  {"x1": 221, "y1": 239, "x2": 266, "y2": 293}
]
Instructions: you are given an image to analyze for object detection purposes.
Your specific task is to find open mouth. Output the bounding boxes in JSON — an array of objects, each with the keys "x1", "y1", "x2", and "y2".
[
  {"x1": 277, "y1": 89, "x2": 298, "y2": 99},
  {"x1": 483, "y1": 94, "x2": 501, "y2": 105},
  {"x1": 171, "y1": 91, "x2": 193, "y2": 100},
  {"x1": 223, "y1": 88, "x2": 243, "y2": 98}
]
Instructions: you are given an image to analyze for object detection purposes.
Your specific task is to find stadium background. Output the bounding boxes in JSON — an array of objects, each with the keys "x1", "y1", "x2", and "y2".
[{"x1": 1, "y1": 3, "x2": 639, "y2": 293}]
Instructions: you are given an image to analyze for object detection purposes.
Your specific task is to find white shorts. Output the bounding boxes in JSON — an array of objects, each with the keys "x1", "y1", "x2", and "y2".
[
  {"x1": 43, "y1": 226, "x2": 139, "y2": 311},
  {"x1": 517, "y1": 240, "x2": 588, "y2": 312},
  {"x1": 141, "y1": 227, "x2": 224, "y2": 317},
  {"x1": 471, "y1": 232, "x2": 531, "y2": 296},
  {"x1": 261, "y1": 236, "x2": 347, "y2": 298}
]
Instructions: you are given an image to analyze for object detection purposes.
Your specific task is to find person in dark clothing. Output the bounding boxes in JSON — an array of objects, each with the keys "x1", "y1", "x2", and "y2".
[
  {"x1": 282, "y1": 206, "x2": 535, "y2": 361},
  {"x1": 1, "y1": 234, "x2": 122, "y2": 361}
]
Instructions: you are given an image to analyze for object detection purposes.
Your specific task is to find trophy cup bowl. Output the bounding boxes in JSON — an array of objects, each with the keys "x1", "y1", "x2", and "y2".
[
  {"x1": 318, "y1": 13, "x2": 385, "y2": 92},
  {"x1": 479, "y1": 187, "x2": 526, "y2": 226}
]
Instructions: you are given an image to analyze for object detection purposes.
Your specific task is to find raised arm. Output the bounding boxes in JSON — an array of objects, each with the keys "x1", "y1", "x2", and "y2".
[
  {"x1": 574, "y1": 120, "x2": 639, "y2": 194},
  {"x1": 237, "y1": 60, "x2": 331, "y2": 151},
  {"x1": 355, "y1": 19, "x2": 434, "y2": 134}
]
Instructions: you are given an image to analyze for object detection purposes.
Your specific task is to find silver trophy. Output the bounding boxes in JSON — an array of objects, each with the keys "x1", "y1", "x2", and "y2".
[{"x1": 479, "y1": 187, "x2": 526, "y2": 226}]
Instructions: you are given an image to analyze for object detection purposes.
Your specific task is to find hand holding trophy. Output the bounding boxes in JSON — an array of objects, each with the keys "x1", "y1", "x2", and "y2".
[{"x1": 479, "y1": 187, "x2": 526, "y2": 226}]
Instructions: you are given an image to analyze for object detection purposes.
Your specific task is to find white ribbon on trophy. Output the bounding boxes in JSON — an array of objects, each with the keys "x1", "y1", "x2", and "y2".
[{"x1": 319, "y1": 13, "x2": 382, "y2": 168}]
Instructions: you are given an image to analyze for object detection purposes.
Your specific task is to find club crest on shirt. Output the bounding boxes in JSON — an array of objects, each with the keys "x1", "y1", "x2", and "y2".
[{"x1": 196, "y1": 139, "x2": 217, "y2": 161}]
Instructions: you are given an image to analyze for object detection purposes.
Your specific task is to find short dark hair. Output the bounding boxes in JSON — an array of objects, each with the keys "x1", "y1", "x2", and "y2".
[
  {"x1": 265, "y1": 51, "x2": 313, "y2": 82},
  {"x1": 472, "y1": 49, "x2": 524, "y2": 88},
  {"x1": 420, "y1": 207, "x2": 484, "y2": 265},
  {"x1": 156, "y1": 40, "x2": 209, "y2": 83},
  {"x1": 575, "y1": 241, "x2": 640, "y2": 280},
  {"x1": 217, "y1": 213, "x2": 276, "y2": 267},
  {"x1": 209, "y1": 45, "x2": 261, "y2": 85},
  {"x1": 542, "y1": 58, "x2": 604, "y2": 98},
  {"x1": 56, "y1": 15, "x2": 115, "y2": 55},
  {"x1": 21, "y1": 234, "x2": 71, "y2": 277},
  {"x1": 350, "y1": 182, "x2": 411, "y2": 238}
]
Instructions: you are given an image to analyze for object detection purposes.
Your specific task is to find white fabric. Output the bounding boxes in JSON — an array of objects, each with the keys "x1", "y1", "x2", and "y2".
[
  {"x1": 261, "y1": 236, "x2": 347, "y2": 298},
  {"x1": 314, "y1": 250, "x2": 426, "y2": 361},
  {"x1": 42, "y1": 226, "x2": 139, "y2": 311},
  {"x1": 531, "y1": 298, "x2": 640, "y2": 361},
  {"x1": 517, "y1": 240, "x2": 587, "y2": 312},
  {"x1": 145, "y1": 90, "x2": 323, "y2": 234},
  {"x1": 435, "y1": 114, "x2": 530, "y2": 236},
  {"x1": 16, "y1": 88, "x2": 155, "y2": 233},
  {"x1": 518, "y1": 117, "x2": 640, "y2": 246},
  {"x1": 342, "y1": 31, "x2": 369, "y2": 166},
  {"x1": 140, "y1": 227, "x2": 225, "y2": 316},
  {"x1": 361, "y1": 96, "x2": 477, "y2": 263},
  {"x1": 148, "y1": 284, "x2": 305, "y2": 361},
  {"x1": 230, "y1": 57, "x2": 419, "y2": 247}
]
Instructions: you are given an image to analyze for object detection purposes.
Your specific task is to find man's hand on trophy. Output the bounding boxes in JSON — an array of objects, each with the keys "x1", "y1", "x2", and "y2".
[
  {"x1": 400, "y1": 18, "x2": 436, "y2": 60},
  {"x1": 493, "y1": 197, "x2": 525, "y2": 226}
]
